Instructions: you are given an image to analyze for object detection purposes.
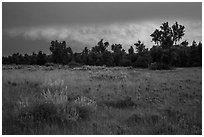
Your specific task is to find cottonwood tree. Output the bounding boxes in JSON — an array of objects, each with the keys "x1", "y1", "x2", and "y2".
[
  {"x1": 150, "y1": 22, "x2": 185, "y2": 49},
  {"x1": 134, "y1": 40, "x2": 147, "y2": 55},
  {"x1": 111, "y1": 43, "x2": 123, "y2": 66},
  {"x1": 81, "y1": 47, "x2": 89, "y2": 64},
  {"x1": 89, "y1": 39, "x2": 111, "y2": 66},
  {"x1": 127, "y1": 46, "x2": 137, "y2": 65},
  {"x1": 133, "y1": 40, "x2": 150, "y2": 68},
  {"x1": 49, "y1": 40, "x2": 73, "y2": 64},
  {"x1": 150, "y1": 22, "x2": 185, "y2": 66},
  {"x1": 37, "y1": 51, "x2": 47, "y2": 65},
  {"x1": 128, "y1": 46, "x2": 134, "y2": 55}
]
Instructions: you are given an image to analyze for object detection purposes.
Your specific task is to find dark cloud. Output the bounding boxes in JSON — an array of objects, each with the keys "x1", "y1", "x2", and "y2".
[
  {"x1": 2, "y1": 2, "x2": 202, "y2": 55},
  {"x1": 2, "y1": 33, "x2": 50, "y2": 56},
  {"x1": 3, "y1": 2, "x2": 201, "y2": 28}
]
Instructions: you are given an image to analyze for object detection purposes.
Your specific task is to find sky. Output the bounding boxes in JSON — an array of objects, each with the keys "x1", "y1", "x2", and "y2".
[{"x1": 2, "y1": 2, "x2": 202, "y2": 56}]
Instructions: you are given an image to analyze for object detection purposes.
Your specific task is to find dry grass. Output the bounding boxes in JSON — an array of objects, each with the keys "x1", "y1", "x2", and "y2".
[{"x1": 2, "y1": 65, "x2": 202, "y2": 135}]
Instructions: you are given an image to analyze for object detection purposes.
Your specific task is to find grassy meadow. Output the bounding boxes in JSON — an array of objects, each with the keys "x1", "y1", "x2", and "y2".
[{"x1": 2, "y1": 65, "x2": 202, "y2": 135}]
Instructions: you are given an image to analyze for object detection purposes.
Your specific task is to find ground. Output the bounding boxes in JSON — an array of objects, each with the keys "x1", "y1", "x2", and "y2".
[{"x1": 2, "y1": 65, "x2": 202, "y2": 135}]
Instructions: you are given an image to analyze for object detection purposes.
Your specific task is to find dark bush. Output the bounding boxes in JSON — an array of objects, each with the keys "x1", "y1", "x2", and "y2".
[
  {"x1": 133, "y1": 56, "x2": 149, "y2": 68},
  {"x1": 149, "y1": 62, "x2": 172, "y2": 70},
  {"x1": 18, "y1": 102, "x2": 58, "y2": 125},
  {"x1": 68, "y1": 61, "x2": 82, "y2": 68},
  {"x1": 2, "y1": 38, "x2": 202, "y2": 68},
  {"x1": 102, "y1": 96, "x2": 136, "y2": 108},
  {"x1": 45, "y1": 62, "x2": 55, "y2": 67},
  {"x1": 120, "y1": 59, "x2": 132, "y2": 67},
  {"x1": 75, "y1": 105, "x2": 92, "y2": 120}
]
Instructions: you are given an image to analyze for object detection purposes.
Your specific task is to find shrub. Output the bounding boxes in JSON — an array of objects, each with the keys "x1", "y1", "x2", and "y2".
[
  {"x1": 45, "y1": 62, "x2": 55, "y2": 67},
  {"x1": 21, "y1": 102, "x2": 58, "y2": 124},
  {"x1": 101, "y1": 96, "x2": 136, "y2": 108},
  {"x1": 42, "y1": 87, "x2": 68, "y2": 104},
  {"x1": 120, "y1": 59, "x2": 132, "y2": 67},
  {"x1": 149, "y1": 62, "x2": 172, "y2": 70},
  {"x1": 16, "y1": 101, "x2": 60, "y2": 134},
  {"x1": 68, "y1": 61, "x2": 82, "y2": 68},
  {"x1": 72, "y1": 96, "x2": 97, "y2": 120},
  {"x1": 133, "y1": 56, "x2": 149, "y2": 68}
]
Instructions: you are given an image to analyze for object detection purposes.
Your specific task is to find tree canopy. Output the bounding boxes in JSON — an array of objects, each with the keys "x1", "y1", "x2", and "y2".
[{"x1": 3, "y1": 22, "x2": 202, "y2": 69}]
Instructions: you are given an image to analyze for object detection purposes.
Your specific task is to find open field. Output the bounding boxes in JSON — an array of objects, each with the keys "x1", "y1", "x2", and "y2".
[{"x1": 2, "y1": 65, "x2": 202, "y2": 135}]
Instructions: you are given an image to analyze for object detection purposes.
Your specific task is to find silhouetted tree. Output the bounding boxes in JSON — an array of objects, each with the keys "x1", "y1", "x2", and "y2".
[
  {"x1": 149, "y1": 22, "x2": 186, "y2": 68},
  {"x1": 81, "y1": 47, "x2": 89, "y2": 64},
  {"x1": 111, "y1": 44, "x2": 123, "y2": 66},
  {"x1": 89, "y1": 39, "x2": 110, "y2": 66},
  {"x1": 172, "y1": 21, "x2": 185, "y2": 45},
  {"x1": 128, "y1": 46, "x2": 134, "y2": 55},
  {"x1": 134, "y1": 40, "x2": 147, "y2": 55},
  {"x1": 37, "y1": 51, "x2": 47, "y2": 65},
  {"x1": 2, "y1": 22, "x2": 202, "y2": 69},
  {"x1": 181, "y1": 40, "x2": 189, "y2": 47},
  {"x1": 91, "y1": 39, "x2": 109, "y2": 54},
  {"x1": 49, "y1": 40, "x2": 73, "y2": 64},
  {"x1": 30, "y1": 52, "x2": 37, "y2": 65},
  {"x1": 150, "y1": 22, "x2": 185, "y2": 49},
  {"x1": 133, "y1": 41, "x2": 150, "y2": 68},
  {"x1": 150, "y1": 46, "x2": 163, "y2": 63},
  {"x1": 127, "y1": 46, "x2": 137, "y2": 66},
  {"x1": 189, "y1": 41, "x2": 202, "y2": 66}
]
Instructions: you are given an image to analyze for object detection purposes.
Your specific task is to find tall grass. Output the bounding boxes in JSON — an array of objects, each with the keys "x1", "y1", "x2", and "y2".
[{"x1": 2, "y1": 66, "x2": 202, "y2": 134}]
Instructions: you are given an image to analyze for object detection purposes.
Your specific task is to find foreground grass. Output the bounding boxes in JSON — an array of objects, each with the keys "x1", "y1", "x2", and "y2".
[{"x1": 2, "y1": 65, "x2": 202, "y2": 135}]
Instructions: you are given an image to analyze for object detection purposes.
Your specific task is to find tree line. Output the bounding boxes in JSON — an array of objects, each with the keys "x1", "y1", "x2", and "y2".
[{"x1": 3, "y1": 22, "x2": 202, "y2": 69}]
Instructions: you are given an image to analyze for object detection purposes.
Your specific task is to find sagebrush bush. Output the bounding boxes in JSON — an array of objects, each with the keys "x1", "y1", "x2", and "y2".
[
  {"x1": 42, "y1": 87, "x2": 68, "y2": 105},
  {"x1": 73, "y1": 96, "x2": 97, "y2": 120},
  {"x1": 15, "y1": 98, "x2": 96, "y2": 133}
]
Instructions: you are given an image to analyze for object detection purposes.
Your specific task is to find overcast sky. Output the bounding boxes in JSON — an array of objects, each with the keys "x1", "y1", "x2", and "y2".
[{"x1": 2, "y1": 2, "x2": 202, "y2": 56}]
